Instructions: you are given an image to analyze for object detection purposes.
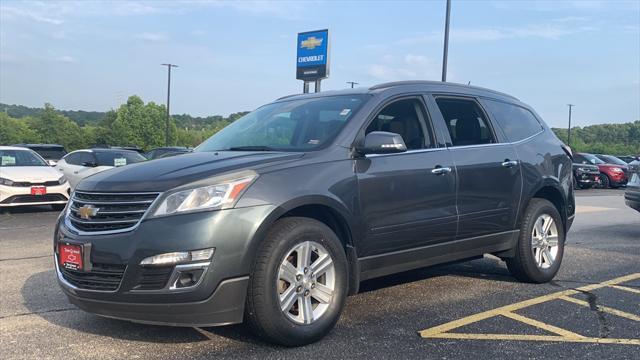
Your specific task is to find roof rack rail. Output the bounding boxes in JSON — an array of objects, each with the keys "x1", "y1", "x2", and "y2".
[{"x1": 369, "y1": 80, "x2": 518, "y2": 100}]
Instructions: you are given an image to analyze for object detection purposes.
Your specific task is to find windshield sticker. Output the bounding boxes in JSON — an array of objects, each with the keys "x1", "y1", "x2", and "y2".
[
  {"x1": 114, "y1": 158, "x2": 127, "y2": 167},
  {"x1": 339, "y1": 109, "x2": 351, "y2": 116},
  {"x1": 307, "y1": 139, "x2": 320, "y2": 145},
  {"x1": 1, "y1": 156, "x2": 16, "y2": 166}
]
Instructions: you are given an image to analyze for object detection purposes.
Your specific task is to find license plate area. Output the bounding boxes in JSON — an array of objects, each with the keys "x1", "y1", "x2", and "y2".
[
  {"x1": 59, "y1": 243, "x2": 83, "y2": 271},
  {"x1": 31, "y1": 186, "x2": 46, "y2": 195}
]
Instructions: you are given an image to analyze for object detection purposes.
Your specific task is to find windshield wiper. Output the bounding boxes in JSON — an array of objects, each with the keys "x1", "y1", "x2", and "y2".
[{"x1": 224, "y1": 146, "x2": 279, "y2": 152}]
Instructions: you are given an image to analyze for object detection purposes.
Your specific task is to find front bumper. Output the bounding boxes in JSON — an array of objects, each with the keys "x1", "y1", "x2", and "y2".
[
  {"x1": 55, "y1": 204, "x2": 276, "y2": 326},
  {"x1": 0, "y1": 183, "x2": 70, "y2": 207}
]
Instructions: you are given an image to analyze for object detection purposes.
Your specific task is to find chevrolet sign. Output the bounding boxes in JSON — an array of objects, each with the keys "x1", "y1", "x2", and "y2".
[{"x1": 296, "y1": 29, "x2": 329, "y2": 81}]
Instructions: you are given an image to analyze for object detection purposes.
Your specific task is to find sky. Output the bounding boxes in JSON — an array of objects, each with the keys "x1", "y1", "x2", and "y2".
[{"x1": 0, "y1": 0, "x2": 639, "y2": 128}]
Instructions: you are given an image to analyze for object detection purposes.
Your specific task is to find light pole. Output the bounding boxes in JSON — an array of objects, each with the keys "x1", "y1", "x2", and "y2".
[
  {"x1": 567, "y1": 104, "x2": 575, "y2": 146},
  {"x1": 161, "y1": 63, "x2": 178, "y2": 146},
  {"x1": 346, "y1": 81, "x2": 359, "y2": 88},
  {"x1": 441, "y1": 0, "x2": 451, "y2": 82}
]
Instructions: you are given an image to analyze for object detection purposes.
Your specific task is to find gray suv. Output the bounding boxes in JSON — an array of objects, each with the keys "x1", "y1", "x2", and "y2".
[{"x1": 54, "y1": 81, "x2": 575, "y2": 346}]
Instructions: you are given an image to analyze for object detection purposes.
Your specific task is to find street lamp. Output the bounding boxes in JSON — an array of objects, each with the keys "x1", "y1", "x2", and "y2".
[
  {"x1": 567, "y1": 104, "x2": 575, "y2": 146},
  {"x1": 161, "y1": 63, "x2": 178, "y2": 146},
  {"x1": 346, "y1": 81, "x2": 359, "y2": 88},
  {"x1": 441, "y1": 0, "x2": 451, "y2": 82}
]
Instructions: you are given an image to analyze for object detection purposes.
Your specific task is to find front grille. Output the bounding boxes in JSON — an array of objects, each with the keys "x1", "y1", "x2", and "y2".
[
  {"x1": 10, "y1": 180, "x2": 61, "y2": 187},
  {"x1": 133, "y1": 266, "x2": 174, "y2": 290},
  {"x1": 1, "y1": 194, "x2": 67, "y2": 204},
  {"x1": 67, "y1": 191, "x2": 158, "y2": 233},
  {"x1": 60, "y1": 263, "x2": 126, "y2": 291}
]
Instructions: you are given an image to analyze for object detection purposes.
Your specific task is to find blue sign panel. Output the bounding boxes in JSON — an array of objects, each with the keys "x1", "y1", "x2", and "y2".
[{"x1": 296, "y1": 29, "x2": 329, "y2": 80}]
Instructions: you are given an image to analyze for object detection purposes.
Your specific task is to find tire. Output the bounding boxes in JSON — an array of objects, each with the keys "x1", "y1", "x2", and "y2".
[
  {"x1": 572, "y1": 176, "x2": 580, "y2": 190},
  {"x1": 245, "y1": 217, "x2": 348, "y2": 346},
  {"x1": 506, "y1": 199, "x2": 565, "y2": 283},
  {"x1": 51, "y1": 204, "x2": 66, "y2": 211},
  {"x1": 599, "y1": 173, "x2": 610, "y2": 189}
]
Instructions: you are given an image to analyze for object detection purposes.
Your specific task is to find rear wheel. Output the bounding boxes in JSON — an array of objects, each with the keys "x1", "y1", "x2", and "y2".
[
  {"x1": 245, "y1": 217, "x2": 348, "y2": 346},
  {"x1": 506, "y1": 199, "x2": 564, "y2": 283}
]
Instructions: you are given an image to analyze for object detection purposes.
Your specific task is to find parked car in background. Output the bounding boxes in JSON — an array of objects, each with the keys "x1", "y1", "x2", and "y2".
[
  {"x1": 55, "y1": 148, "x2": 146, "y2": 189},
  {"x1": 574, "y1": 152, "x2": 628, "y2": 188},
  {"x1": 12, "y1": 144, "x2": 67, "y2": 166},
  {"x1": 624, "y1": 160, "x2": 640, "y2": 212},
  {"x1": 0, "y1": 146, "x2": 69, "y2": 209},
  {"x1": 145, "y1": 146, "x2": 192, "y2": 160},
  {"x1": 572, "y1": 161, "x2": 600, "y2": 189},
  {"x1": 617, "y1": 155, "x2": 640, "y2": 164},
  {"x1": 53, "y1": 81, "x2": 575, "y2": 346},
  {"x1": 596, "y1": 154, "x2": 630, "y2": 167}
]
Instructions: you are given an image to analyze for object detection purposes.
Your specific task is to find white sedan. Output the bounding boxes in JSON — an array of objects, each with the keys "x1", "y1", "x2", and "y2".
[
  {"x1": 55, "y1": 148, "x2": 147, "y2": 189},
  {"x1": 0, "y1": 146, "x2": 70, "y2": 209}
]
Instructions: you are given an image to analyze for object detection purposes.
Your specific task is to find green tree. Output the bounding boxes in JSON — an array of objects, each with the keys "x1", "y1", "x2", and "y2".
[
  {"x1": 0, "y1": 112, "x2": 41, "y2": 144},
  {"x1": 109, "y1": 96, "x2": 177, "y2": 150},
  {"x1": 25, "y1": 104, "x2": 88, "y2": 149}
]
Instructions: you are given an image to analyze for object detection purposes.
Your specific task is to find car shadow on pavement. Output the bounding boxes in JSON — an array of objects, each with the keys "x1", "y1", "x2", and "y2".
[
  {"x1": 359, "y1": 257, "x2": 518, "y2": 293},
  {"x1": 20, "y1": 270, "x2": 213, "y2": 344},
  {"x1": 1, "y1": 205, "x2": 60, "y2": 215}
]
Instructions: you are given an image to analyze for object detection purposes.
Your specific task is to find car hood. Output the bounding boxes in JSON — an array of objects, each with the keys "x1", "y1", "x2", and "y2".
[
  {"x1": 76, "y1": 151, "x2": 304, "y2": 192},
  {"x1": 573, "y1": 163, "x2": 599, "y2": 171},
  {"x1": 0, "y1": 166, "x2": 61, "y2": 182}
]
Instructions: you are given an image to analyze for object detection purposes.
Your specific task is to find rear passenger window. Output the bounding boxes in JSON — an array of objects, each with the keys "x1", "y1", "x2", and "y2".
[
  {"x1": 435, "y1": 98, "x2": 496, "y2": 146},
  {"x1": 484, "y1": 100, "x2": 543, "y2": 142},
  {"x1": 64, "y1": 153, "x2": 82, "y2": 165}
]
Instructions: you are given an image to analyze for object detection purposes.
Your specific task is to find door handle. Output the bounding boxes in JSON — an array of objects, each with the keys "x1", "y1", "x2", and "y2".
[
  {"x1": 501, "y1": 160, "x2": 519, "y2": 167},
  {"x1": 73, "y1": 171, "x2": 79, "y2": 174},
  {"x1": 431, "y1": 166, "x2": 452, "y2": 175}
]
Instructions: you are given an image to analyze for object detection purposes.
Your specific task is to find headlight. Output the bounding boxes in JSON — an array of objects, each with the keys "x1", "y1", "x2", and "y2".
[
  {"x1": 0, "y1": 177, "x2": 14, "y2": 186},
  {"x1": 58, "y1": 176, "x2": 67, "y2": 185},
  {"x1": 152, "y1": 175, "x2": 256, "y2": 217}
]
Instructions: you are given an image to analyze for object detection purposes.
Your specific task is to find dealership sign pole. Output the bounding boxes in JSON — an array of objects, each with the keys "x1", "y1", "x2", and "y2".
[{"x1": 296, "y1": 29, "x2": 330, "y2": 93}]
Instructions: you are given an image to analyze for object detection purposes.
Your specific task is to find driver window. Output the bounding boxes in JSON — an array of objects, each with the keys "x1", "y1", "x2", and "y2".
[{"x1": 365, "y1": 99, "x2": 432, "y2": 150}]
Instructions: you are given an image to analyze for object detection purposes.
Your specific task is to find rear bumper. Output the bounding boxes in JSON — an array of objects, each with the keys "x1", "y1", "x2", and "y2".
[{"x1": 62, "y1": 275, "x2": 249, "y2": 327}]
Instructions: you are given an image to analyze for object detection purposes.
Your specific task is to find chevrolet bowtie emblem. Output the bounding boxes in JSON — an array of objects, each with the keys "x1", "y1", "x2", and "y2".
[
  {"x1": 301, "y1": 36, "x2": 323, "y2": 50},
  {"x1": 77, "y1": 204, "x2": 99, "y2": 220}
]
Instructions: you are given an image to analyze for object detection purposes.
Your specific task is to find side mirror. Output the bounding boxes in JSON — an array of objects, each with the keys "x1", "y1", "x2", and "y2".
[
  {"x1": 358, "y1": 131, "x2": 407, "y2": 155},
  {"x1": 82, "y1": 161, "x2": 98, "y2": 167}
]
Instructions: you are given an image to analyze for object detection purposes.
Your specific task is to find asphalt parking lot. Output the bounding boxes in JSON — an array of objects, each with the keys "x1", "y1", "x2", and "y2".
[{"x1": 1, "y1": 189, "x2": 638, "y2": 359}]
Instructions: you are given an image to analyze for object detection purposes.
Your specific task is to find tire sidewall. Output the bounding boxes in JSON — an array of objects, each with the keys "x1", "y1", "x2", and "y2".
[{"x1": 254, "y1": 218, "x2": 348, "y2": 344}]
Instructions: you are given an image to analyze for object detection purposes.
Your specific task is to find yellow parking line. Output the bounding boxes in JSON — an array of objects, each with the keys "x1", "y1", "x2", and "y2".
[
  {"x1": 575, "y1": 205, "x2": 615, "y2": 214},
  {"x1": 608, "y1": 285, "x2": 640, "y2": 295},
  {"x1": 500, "y1": 311, "x2": 585, "y2": 339},
  {"x1": 425, "y1": 333, "x2": 640, "y2": 345},
  {"x1": 419, "y1": 273, "x2": 640, "y2": 344},
  {"x1": 559, "y1": 296, "x2": 640, "y2": 322}
]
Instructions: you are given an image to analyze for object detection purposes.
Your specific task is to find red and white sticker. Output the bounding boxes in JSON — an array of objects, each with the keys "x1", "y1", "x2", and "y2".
[{"x1": 59, "y1": 244, "x2": 83, "y2": 271}]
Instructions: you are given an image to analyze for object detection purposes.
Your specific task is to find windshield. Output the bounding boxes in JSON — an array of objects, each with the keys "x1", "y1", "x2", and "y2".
[
  {"x1": 582, "y1": 153, "x2": 605, "y2": 165},
  {"x1": 196, "y1": 95, "x2": 370, "y2": 152},
  {"x1": 30, "y1": 147, "x2": 67, "y2": 160},
  {"x1": 0, "y1": 149, "x2": 48, "y2": 167},
  {"x1": 95, "y1": 152, "x2": 147, "y2": 167},
  {"x1": 597, "y1": 155, "x2": 627, "y2": 166}
]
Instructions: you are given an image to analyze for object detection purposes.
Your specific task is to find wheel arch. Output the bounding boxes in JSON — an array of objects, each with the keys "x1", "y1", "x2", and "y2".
[{"x1": 244, "y1": 195, "x2": 361, "y2": 295}]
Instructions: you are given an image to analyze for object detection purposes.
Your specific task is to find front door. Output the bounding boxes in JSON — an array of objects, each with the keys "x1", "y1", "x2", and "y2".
[{"x1": 356, "y1": 97, "x2": 458, "y2": 257}]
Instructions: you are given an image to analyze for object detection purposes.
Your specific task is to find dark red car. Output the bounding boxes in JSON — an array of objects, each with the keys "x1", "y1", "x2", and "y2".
[{"x1": 574, "y1": 153, "x2": 629, "y2": 188}]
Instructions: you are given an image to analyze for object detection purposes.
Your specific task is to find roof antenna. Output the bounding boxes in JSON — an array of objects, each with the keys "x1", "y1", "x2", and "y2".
[{"x1": 467, "y1": 81, "x2": 471, "y2": 86}]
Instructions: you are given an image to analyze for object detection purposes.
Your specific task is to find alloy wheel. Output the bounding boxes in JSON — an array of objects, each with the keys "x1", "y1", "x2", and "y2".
[
  {"x1": 530, "y1": 214, "x2": 559, "y2": 269},
  {"x1": 277, "y1": 241, "x2": 336, "y2": 324}
]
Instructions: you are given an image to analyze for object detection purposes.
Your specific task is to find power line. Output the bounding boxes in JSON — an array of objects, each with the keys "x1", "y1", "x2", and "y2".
[{"x1": 161, "y1": 63, "x2": 178, "y2": 146}]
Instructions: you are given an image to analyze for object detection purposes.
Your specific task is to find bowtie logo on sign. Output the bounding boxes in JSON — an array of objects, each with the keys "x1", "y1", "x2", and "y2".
[{"x1": 300, "y1": 36, "x2": 323, "y2": 50}]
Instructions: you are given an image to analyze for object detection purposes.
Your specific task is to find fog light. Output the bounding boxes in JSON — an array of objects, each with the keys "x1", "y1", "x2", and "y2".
[
  {"x1": 140, "y1": 248, "x2": 214, "y2": 266},
  {"x1": 175, "y1": 269, "x2": 205, "y2": 288}
]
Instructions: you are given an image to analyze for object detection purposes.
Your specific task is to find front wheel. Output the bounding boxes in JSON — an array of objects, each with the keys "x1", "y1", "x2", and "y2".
[
  {"x1": 599, "y1": 173, "x2": 611, "y2": 189},
  {"x1": 506, "y1": 199, "x2": 565, "y2": 283},
  {"x1": 244, "y1": 217, "x2": 348, "y2": 346}
]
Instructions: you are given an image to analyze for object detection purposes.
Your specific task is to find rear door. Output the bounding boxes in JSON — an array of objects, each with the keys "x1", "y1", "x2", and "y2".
[
  {"x1": 428, "y1": 95, "x2": 522, "y2": 240},
  {"x1": 356, "y1": 96, "x2": 457, "y2": 256}
]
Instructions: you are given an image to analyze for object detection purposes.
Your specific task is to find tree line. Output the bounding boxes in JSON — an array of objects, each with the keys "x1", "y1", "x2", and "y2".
[
  {"x1": 0, "y1": 96, "x2": 247, "y2": 151},
  {"x1": 1, "y1": 96, "x2": 638, "y2": 155}
]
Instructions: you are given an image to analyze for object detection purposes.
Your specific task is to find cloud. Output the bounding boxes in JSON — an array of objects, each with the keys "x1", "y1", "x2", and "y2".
[
  {"x1": 55, "y1": 55, "x2": 77, "y2": 63},
  {"x1": 1, "y1": 5, "x2": 64, "y2": 25},
  {"x1": 134, "y1": 32, "x2": 169, "y2": 42},
  {"x1": 366, "y1": 53, "x2": 439, "y2": 81}
]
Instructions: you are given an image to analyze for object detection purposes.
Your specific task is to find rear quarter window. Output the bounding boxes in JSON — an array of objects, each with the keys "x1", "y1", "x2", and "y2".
[{"x1": 484, "y1": 100, "x2": 543, "y2": 142}]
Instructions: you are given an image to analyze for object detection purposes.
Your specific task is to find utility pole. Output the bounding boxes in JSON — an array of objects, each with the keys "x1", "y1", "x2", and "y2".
[
  {"x1": 567, "y1": 104, "x2": 575, "y2": 146},
  {"x1": 441, "y1": 0, "x2": 451, "y2": 82},
  {"x1": 161, "y1": 63, "x2": 178, "y2": 146},
  {"x1": 346, "y1": 81, "x2": 359, "y2": 88}
]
